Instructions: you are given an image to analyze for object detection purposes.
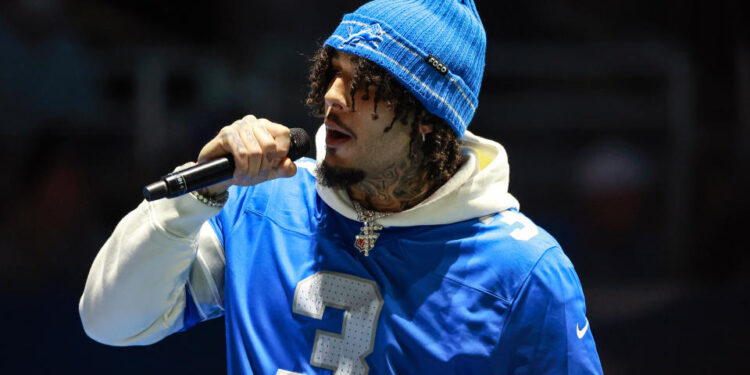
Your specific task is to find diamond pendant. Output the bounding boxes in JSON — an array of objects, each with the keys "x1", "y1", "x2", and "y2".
[
  {"x1": 352, "y1": 202, "x2": 389, "y2": 256},
  {"x1": 354, "y1": 233, "x2": 378, "y2": 256},
  {"x1": 354, "y1": 221, "x2": 382, "y2": 256}
]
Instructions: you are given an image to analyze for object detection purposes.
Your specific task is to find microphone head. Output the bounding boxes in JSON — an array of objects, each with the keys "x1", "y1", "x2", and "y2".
[
  {"x1": 288, "y1": 128, "x2": 311, "y2": 160},
  {"x1": 143, "y1": 180, "x2": 168, "y2": 201}
]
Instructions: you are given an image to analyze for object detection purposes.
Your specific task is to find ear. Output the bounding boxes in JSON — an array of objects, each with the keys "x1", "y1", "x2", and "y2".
[{"x1": 418, "y1": 124, "x2": 434, "y2": 135}]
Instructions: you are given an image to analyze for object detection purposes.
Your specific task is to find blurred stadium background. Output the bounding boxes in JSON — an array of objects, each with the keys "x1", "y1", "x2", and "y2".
[{"x1": 1, "y1": 0, "x2": 747, "y2": 373}]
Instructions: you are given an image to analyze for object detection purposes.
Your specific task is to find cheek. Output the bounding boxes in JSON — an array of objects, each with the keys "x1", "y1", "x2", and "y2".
[{"x1": 368, "y1": 127, "x2": 413, "y2": 157}]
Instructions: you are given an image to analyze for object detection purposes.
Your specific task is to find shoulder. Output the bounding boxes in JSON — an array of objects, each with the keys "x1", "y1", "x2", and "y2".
[
  {"x1": 457, "y1": 209, "x2": 572, "y2": 302},
  {"x1": 483, "y1": 212, "x2": 601, "y2": 373}
]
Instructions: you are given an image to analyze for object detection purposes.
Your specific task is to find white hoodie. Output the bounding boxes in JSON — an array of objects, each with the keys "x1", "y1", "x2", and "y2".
[{"x1": 79, "y1": 126, "x2": 519, "y2": 346}]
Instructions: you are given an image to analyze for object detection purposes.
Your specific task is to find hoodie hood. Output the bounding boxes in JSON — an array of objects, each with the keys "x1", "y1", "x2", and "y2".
[{"x1": 305, "y1": 125, "x2": 519, "y2": 226}]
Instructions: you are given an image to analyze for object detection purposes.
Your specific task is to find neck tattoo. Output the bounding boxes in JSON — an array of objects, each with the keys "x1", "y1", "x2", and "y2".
[{"x1": 347, "y1": 157, "x2": 435, "y2": 213}]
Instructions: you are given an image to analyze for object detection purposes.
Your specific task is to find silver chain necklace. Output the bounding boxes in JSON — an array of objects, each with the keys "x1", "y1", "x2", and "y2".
[{"x1": 352, "y1": 201, "x2": 390, "y2": 256}]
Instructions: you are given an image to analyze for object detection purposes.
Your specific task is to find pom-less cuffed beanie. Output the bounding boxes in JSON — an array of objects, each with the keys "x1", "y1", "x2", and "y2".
[{"x1": 324, "y1": 0, "x2": 486, "y2": 138}]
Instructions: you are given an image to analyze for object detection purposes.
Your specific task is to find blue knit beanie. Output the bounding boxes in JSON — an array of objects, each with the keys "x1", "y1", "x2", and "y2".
[{"x1": 324, "y1": 0, "x2": 486, "y2": 138}]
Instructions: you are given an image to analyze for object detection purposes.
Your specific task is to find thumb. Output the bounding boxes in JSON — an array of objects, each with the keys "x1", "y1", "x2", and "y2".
[{"x1": 271, "y1": 158, "x2": 297, "y2": 179}]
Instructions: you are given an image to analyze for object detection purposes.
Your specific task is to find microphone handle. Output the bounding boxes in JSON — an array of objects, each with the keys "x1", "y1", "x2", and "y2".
[{"x1": 142, "y1": 127, "x2": 310, "y2": 201}]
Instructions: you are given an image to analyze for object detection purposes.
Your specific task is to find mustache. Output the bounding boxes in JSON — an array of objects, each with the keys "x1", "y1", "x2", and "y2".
[{"x1": 326, "y1": 113, "x2": 357, "y2": 139}]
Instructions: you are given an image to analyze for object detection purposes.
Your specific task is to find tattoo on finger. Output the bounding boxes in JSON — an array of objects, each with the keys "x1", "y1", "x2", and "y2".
[
  {"x1": 224, "y1": 132, "x2": 245, "y2": 154},
  {"x1": 256, "y1": 122, "x2": 272, "y2": 136}
]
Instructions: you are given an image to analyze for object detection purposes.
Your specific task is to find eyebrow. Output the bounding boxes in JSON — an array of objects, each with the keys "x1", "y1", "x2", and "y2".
[
  {"x1": 330, "y1": 48, "x2": 340, "y2": 64},
  {"x1": 330, "y1": 50, "x2": 357, "y2": 65},
  {"x1": 330, "y1": 55, "x2": 345, "y2": 71}
]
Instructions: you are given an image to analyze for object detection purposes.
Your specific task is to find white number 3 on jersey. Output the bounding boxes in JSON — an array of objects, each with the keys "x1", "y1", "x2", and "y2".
[
  {"x1": 279, "y1": 271, "x2": 384, "y2": 375},
  {"x1": 500, "y1": 211, "x2": 539, "y2": 241}
]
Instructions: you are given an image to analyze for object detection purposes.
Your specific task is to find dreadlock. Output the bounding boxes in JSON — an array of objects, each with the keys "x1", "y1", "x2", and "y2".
[{"x1": 305, "y1": 45, "x2": 464, "y2": 187}]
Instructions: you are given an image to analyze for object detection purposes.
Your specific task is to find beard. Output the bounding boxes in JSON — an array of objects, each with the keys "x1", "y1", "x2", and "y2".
[{"x1": 316, "y1": 161, "x2": 366, "y2": 189}]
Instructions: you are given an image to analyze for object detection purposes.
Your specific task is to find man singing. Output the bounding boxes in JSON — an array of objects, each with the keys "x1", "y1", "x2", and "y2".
[{"x1": 80, "y1": 0, "x2": 603, "y2": 373}]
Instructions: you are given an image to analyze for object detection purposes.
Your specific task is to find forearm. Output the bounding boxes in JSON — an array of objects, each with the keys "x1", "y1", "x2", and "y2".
[{"x1": 79, "y1": 194, "x2": 221, "y2": 346}]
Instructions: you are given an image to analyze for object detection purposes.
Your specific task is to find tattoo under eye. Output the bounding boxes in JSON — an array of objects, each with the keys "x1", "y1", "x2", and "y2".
[{"x1": 382, "y1": 118, "x2": 396, "y2": 133}]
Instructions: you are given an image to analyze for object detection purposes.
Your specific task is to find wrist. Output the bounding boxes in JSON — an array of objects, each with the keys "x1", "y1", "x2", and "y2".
[
  {"x1": 200, "y1": 182, "x2": 231, "y2": 197},
  {"x1": 191, "y1": 189, "x2": 229, "y2": 207}
]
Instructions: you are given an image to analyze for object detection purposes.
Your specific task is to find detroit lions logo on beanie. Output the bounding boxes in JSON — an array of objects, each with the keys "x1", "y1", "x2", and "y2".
[
  {"x1": 340, "y1": 24, "x2": 384, "y2": 50},
  {"x1": 324, "y1": 0, "x2": 486, "y2": 138}
]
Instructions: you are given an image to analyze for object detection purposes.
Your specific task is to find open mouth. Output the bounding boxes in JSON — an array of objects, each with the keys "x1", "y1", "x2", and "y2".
[{"x1": 326, "y1": 128, "x2": 352, "y2": 146}]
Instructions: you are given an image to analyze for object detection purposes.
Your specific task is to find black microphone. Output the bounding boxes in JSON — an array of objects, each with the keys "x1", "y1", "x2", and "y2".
[{"x1": 143, "y1": 128, "x2": 311, "y2": 201}]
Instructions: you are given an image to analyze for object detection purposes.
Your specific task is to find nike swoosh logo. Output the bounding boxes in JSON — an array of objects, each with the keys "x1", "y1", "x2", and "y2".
[{"x1": 576, "y1": 318, "x2": 589, "y2": 339}]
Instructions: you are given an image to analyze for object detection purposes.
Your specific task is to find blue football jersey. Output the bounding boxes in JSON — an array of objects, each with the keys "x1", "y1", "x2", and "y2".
[{"x1": 182, "y1": 159, "x2": 603, "y2": 375}]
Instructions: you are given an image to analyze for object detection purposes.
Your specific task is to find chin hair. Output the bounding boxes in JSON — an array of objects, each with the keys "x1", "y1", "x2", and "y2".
[{"x1": 316, "y1": 161, "x2": 366, "y2": 189}]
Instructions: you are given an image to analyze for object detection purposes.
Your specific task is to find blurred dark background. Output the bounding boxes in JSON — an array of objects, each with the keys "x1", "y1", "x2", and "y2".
[{"x1": 1, "y1": 0, "x2": 748, "y2": 373}]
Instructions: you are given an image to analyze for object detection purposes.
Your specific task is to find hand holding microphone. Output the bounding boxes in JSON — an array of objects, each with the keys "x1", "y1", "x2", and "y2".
[{"x1": 144, "y1": 115, "x2": 310, "y2": 201}]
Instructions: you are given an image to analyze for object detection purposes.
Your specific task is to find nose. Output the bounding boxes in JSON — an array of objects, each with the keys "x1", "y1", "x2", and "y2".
[{"x1": 324, "y1": 76, "x2": 349, "y2": 112}]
